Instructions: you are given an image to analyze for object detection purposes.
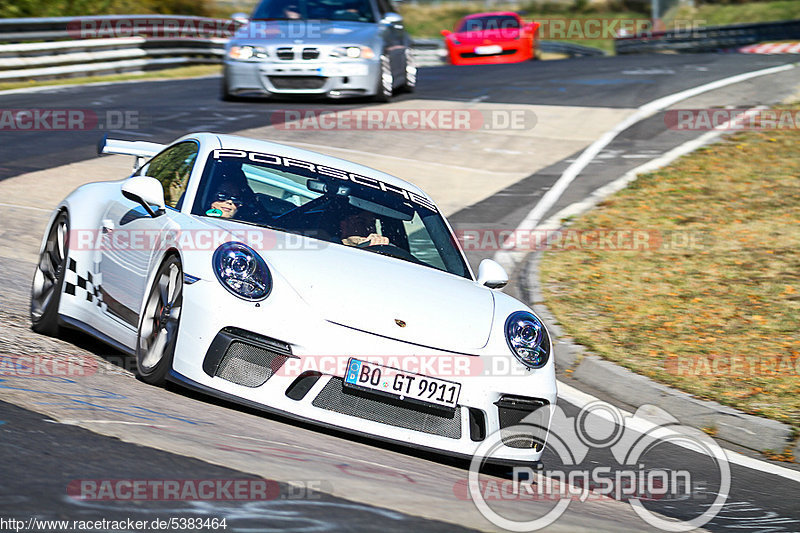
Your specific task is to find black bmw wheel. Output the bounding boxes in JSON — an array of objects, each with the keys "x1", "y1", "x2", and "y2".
[
  {"x1": 30, "y1": 210, "x2": 69, "y2": 336},
  {"x1": 136, "y1": 255, "x2": 183, "y2": 385}
]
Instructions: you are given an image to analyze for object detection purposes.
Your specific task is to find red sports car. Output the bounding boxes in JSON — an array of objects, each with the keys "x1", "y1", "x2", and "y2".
[{"x1": 441, "y1": 12, "x2": 539, "y2": 65}]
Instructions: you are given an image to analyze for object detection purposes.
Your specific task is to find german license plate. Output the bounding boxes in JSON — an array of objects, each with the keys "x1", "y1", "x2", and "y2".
[
  {"x1": 474, "y1": 45, "x2": 502, "y2": 55},
  {"x1": 343, "y1": 358, "x2": 461, "y2": 410}
]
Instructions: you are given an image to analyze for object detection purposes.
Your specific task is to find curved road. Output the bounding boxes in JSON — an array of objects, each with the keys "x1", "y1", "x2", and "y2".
[{"x1": 1, "y1": 52, "x2": 799, "y2": 532}]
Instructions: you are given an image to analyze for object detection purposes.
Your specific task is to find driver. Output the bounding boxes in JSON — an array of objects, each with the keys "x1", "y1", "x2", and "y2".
[
  {"x1": 205, "y1": 161, "x2": 261, "y2": 221},
  {"x1": 340, "y1": 209, "x2": 389, "y2": 247}
]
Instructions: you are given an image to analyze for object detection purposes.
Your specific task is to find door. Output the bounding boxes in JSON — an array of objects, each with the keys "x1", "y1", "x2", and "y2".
[{"x1": 96, "y1": 141, "x2": 199, "y2": 330}]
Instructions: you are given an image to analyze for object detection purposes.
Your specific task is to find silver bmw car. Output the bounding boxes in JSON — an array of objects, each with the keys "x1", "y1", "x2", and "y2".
[{"x1": 221, "y1": 0, "x2": 416, "y2": 101}]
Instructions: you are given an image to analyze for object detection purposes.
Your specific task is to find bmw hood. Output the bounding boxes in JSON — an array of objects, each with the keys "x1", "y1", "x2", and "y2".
[{"x1": 233, "y1": 20, "x2": 381, "y2": 47}]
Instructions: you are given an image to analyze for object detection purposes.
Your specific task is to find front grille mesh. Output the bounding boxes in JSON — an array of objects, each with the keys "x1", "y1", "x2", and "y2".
[
  {"x1": 312, "y1": 378, "x2": 462, "y2": 439},
  {"x1": 497, "y1": 397, "x2": 549, "y2": 450},
  {"x1": 269, "y1": 76, "x2": 327, "y2": 90},
  {"x1": 215, "y1": 341, "x2": 288, "y2": 387}
]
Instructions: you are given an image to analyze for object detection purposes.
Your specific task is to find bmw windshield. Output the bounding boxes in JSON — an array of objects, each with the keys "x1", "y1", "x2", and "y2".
[{"x1": 251, "y1": 0, "x2": 377, "y2": 23}]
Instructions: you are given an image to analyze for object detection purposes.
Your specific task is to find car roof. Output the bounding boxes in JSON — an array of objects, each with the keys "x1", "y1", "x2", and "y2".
[
  {"x1": 206, "y1": 133, "x2": 431, "y2": 200},
  {"x1": 462, "y1": 11, "x2": 520, "y2": 19}
]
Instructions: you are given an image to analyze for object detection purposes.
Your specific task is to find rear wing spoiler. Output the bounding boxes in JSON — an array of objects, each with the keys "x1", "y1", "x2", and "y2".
[{"x1": 97, "y1": 135, "x2": 166, "y2": 170}]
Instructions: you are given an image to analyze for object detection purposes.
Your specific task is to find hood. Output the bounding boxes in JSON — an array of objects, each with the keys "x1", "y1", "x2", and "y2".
[
  {"x1": 453, "y1": 28, "x2": 521, "y2": 44},
  {"x1": 204, "y1": 219, "x2": 493, "y2": 353},
  {"x1": 233, "y1": 20, "x2": 380, "y2": 47}
]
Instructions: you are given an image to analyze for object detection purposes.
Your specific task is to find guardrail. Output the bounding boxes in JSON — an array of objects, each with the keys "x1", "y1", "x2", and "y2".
[
  {"x1": 539, "y1": 40, "x2": 606, "y2": 57},
  {"x1": 615, "y1": 18, "x2": 800, "y2": 55},
  {"x1": 0, "y1": 15, "x2": 451, "y2": 81},
  {"x1": 0, "y1": 16, "x2": 605, "y2": 82}
]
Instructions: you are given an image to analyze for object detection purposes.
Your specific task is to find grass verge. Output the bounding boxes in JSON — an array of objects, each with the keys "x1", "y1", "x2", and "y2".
[
  {"x1": 0, "y1": 64, "x2": 221, "y2": 92},
  {"x1": 663, "y1": 0, "x2": 800, "y2": 28},
  {"x1": 539, "y1": 118, "x2": 800, "y2": 430}
]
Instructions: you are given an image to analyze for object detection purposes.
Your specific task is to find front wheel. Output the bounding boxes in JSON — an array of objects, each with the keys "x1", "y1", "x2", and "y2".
[
  {"x1": 30, "y1": 210, "x2": 69, "y2": 336},
  {"x1": 136, "y1": 255, "x2": 183, "y2": 386},
  {"x1": 373, "y1": 55, "x2": 393, "y2": 102},
  {"x1": 401, "y1": 48, "x2": 416, "y2": 93}
]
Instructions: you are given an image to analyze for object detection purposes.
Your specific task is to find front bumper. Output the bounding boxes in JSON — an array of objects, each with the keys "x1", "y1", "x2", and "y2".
[
  {"x1": 223, "y1": 58, "x2": 379, "y2": 98},
  {"x1": 171, "y1": 277, "x2": 557, "y2": 463},
  {"x1": 447, "y1": 41, "x2": 534, "y2": 65}
]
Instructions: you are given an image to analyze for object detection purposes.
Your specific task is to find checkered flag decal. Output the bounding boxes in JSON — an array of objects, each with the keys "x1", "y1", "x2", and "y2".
[{"x1": 64, "y1": 258, "x2": 106, "y2": 312}]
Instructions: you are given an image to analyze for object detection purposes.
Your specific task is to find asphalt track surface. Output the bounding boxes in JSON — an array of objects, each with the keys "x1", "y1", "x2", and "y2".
[{"x1": 1, "y1": 52, "x2": 799, "y2": 532}]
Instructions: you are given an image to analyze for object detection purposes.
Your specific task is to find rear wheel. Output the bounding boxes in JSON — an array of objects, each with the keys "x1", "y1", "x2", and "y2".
[
  {"x1": 136, "y1": 255, "x2": 183, "y2": 386},
  {"x1": 373, "y1": 55, "x2": 393, "y2": 102},
  {"x1": 30, "y1": 210, "x2": 69, "y2": 336}
]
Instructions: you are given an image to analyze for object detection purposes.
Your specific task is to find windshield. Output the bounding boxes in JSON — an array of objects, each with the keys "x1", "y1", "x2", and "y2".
[
  {"x1": 457, "y1": 15, "x2": 520, "y2": 33},
  {"x1": 192, "y1": 150, "x2": 470, "y2": 279},
  {"x1": 252, "y1": 0, "x2": 376, "y2": 23}
]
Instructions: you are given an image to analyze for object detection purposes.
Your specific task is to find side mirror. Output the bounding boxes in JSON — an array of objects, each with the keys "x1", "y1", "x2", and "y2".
[
  {"x1": 441, "y1": 29, "x2": 452, "y2": 37},
  {"x1": 382, "y1": 12, "x2": 403, "y2": 25},
  {"x1": 232, "y1": 12, "x2": 250, "y2": 24},
  {"x1": 121, "y1": 176, "x2": 165, "y2": 217},
  {"x1": 477, "y1": 258, "x2": 508, "y2": 289}
]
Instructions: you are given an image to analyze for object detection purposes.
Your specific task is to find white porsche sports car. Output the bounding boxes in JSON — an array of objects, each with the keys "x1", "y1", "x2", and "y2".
[{"x1": 31, "y1": 133, "x2": 556, "y2": 462}]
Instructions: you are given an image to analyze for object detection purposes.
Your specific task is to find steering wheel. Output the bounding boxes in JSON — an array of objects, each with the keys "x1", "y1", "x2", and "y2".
[{"x1": 358, "y1": 242, "x2": 421, "y2": 263}]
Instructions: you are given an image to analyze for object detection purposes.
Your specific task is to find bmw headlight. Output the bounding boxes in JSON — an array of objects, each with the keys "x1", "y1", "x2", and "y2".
[
  {"x1": 213, "y1": 242, "x2": 272, "y2": 301},
  {"x1": 228, "y1": 45, "x2": 267, "y2": 60},
  {"x1": 505, "y1": 311, "x2": 550, "y2": 369},
  {"x1": 330, "y1": 46, "x2": 375, "y2": 59}
]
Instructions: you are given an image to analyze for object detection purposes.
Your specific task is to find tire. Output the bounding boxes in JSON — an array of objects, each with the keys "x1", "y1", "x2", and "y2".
[
  {"x1": 373, "y1": 54, "x2": 393, "y2": 102},
  {"x1": 136, "y1": 255, "x2": 183, "y2": 386},
  {"x1": 220, "y1": 75, "x2": 239, "y2": 102},
  {"x1": 30, "y1": 210, "x2": 69, "y2": 336},
  {"x1": 401, "y1": 48, "x2": 416, "y2": 93}
]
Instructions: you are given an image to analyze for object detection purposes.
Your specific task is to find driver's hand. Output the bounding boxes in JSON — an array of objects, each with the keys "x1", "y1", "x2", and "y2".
[{"x1": 343, "y1": 234, "x2": 389, "y2": 246}]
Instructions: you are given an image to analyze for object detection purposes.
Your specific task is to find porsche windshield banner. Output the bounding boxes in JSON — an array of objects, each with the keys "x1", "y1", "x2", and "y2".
[{"x1": 211, "y1": 149, "x2": 438, "y2": 213}]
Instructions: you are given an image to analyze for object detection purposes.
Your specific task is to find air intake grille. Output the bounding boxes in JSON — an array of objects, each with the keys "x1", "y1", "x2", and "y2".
[
  {"x1": 215, "y1": 341, "x2": 288, "y2": 388},
  {"x1": 496, "y1": 396, "x2": 549, "y2": 450},
  {"x1": 312, "y1": 378, "x2": 462, "y2": 439},
  {"x1": 269, "y1": 76, "x2": 327, "y2": 89}
]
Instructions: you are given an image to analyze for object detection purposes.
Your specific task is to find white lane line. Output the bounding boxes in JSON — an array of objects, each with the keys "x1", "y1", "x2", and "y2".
[
  {"x1": 557, "y1": 381, "x2": 800, "y2": 483},
  {"x1": 539, "y1": 106, "x2": 800, "y2": 482},
  {"x1": 0, "y1": 202, "x2": 51, "y2": 212},
  {"x1": 282, "y1": 140, "x2": 521, "y2": 176},
  {"x1": 534, "y1": 106, "x2": 765, "y2": 231},
  {"x1": 493, "y1": 62, "x2": 797, "y2": 272}
]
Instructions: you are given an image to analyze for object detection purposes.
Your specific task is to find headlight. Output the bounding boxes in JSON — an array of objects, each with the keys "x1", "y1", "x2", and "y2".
[
  {"x1": 505, "y1": 311, "x2": 550, "y2": 369},
  {"x1": 228, "y1": 45, "x2": 253, "y2": 60},
  {"x1": 228, "y1": 45, "x2": 267, "y2": 60},
  {"x1": 330, "y1": 46, "x2": 375, "y2": 59},
  {"x1": 212, "y1": 242, "x2": 272, "y2": 301}
]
